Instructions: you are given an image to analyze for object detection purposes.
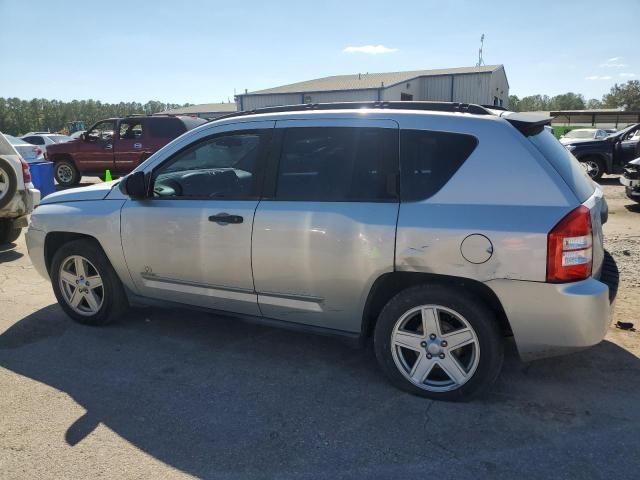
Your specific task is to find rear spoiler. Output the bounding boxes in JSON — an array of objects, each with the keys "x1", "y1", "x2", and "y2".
[{"x1": 492, "y1": 110, "x2": 552, "y2": 136}]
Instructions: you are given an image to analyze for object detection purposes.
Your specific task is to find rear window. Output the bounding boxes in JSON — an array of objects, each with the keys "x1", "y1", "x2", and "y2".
[
  {"x1": 529, "y1": 129, "x2": 595, "y2": 202},
  {"x1": 400, "y1": 130, "x2": 478, "y2": 201},
  {"x1": 147, "y1": 118, "x2": 186, "y2": 139}
]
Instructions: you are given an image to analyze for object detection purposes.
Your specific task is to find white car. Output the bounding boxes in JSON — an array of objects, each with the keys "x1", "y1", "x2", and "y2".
[
  {"x1": 0, "y1": 133, "x2": 41, "y2": 244},
  {"x1": 21, "y1": 133, "x2": 73, "y2": 156},
  {"x1": 559, "y1": 128, "x2": 610, "y2": 145},
  {"x1": 4, "y1": 134, "x2": 45, "y2": 163}
]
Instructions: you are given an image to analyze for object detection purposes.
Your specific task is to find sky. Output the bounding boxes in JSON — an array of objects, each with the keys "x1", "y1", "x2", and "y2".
[{"x1": 1, "y1": 0, "x2": 638, "y2": 105}]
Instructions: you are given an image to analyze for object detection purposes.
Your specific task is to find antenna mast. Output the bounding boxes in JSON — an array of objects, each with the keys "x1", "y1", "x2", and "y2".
[{"x1": 477, "y1": 34, "x2": 485, "y2": 67}]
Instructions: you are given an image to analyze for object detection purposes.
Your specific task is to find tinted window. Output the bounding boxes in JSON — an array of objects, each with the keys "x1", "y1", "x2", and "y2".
[
  {"x1": 23, "y1": 136, "x2": 44, "y2": 145},
  {"x1": 87, "y1": 120, "x2": 115, "y2": 141},
  {"x1": 400, "y1": 130, "x2": 478, "y2": 201},
  {"x1": 147, "y1": 118, "x2": 186, "y2": 139},
  {"x1": 275, "y1": 127, "x2": 398, "y2": 202},
  {"x1": 529, "y1": 129, "x2": 595, "y2": 202},
  {"x1": 152, "y1": 131, "x2": 267, "y2": 199}
]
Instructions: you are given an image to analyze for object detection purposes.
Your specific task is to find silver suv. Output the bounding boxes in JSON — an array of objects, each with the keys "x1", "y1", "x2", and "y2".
[{"x1": 26, "y1": 102, "x2": 618, "y2": 400}]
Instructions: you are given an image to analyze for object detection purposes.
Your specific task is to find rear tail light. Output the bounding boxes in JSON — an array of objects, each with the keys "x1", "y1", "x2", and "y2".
[
  {"x1": 19, "y1": 157, "x2": 32, "y2": 183},
  {"x1": 35, "y1": 147, "x2": 43, "y2": 157},
  {"x1": 547, "y1": 206, "x2": 592, "y2": 282}
]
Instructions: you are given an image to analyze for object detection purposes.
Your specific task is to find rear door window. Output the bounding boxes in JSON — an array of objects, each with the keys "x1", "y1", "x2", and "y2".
[
  {"x1": 274, "y1": 127, "x2": 398, "y2": 202},
  {"x1": 529, "y1": 129, "x2": 595, "y2": 202},
  {"x1": 400, "y1": 130, "x2": 478, "y2": 201},
  {"x1": 147, "y1": 118, "x2": 187, "y2": 140}
]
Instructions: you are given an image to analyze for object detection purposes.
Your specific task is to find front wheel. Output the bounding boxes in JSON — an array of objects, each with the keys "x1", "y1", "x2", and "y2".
[
  {"x1": 54, "y1": 160, "x2": 81, "y2": 187},
  {"x1": 50, "y1": 239, "x2": 128, "y2": 325},
  {"x1": 374, "y1": 285, "x2": 503, "y2": 401},
  {"x1": 0, "y1": 220, "x2": 21, "y2": 244},
  {"x1": 580, "y1": 157, "x2": 605, "y2": 181}
]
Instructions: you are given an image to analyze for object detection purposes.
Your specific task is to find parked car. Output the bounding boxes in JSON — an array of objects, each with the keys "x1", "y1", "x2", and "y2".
[
  {"x1": 45, "y1": 115, "x2": 206, "y2": 187},
  {"x1": 26, "y1": 102, "x2": 618, "y2": 401},
  {"x1": 621, "y1": 156, "x2": 640, "y2": 202},
  {"x1": 563, "y1": 123, "x2": 640, "y2": 180},
  {"x1": 4, "y1": 134, "x2": 45, "y2": 163},
  {"x1": 21, "y1": 133, "x2": 73, "y2": 157},
  {"x1": 0, "y1": 133, "x2": 40, "y2": 244},
  {"x1": 559, "y1": 128, "x2": 610, "y2": 145}
]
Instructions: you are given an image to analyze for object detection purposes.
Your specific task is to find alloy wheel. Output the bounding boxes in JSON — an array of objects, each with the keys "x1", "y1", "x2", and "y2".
[
  {"x1": 390, "y1": 305, "x2": 480, "y2": 392},
  {"x1": 0, "y1": 166, "x2": 8, "y2": 201},
  {"x1": 58, "y1": 255, "x2": 104, "y2": 315},
  {"x1": 57, "y1": 164, "x2": 74, "y2": 184}
]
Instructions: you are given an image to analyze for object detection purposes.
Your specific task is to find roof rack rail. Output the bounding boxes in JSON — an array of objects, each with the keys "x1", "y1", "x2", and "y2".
[{"x1": 212, "y1": 101, "x2": 493, "y2": 122}]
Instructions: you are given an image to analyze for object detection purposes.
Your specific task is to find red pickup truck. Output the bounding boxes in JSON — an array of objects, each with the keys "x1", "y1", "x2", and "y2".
[{"x1": 47, "y1": 115, "x2": 206, "y2": 187}]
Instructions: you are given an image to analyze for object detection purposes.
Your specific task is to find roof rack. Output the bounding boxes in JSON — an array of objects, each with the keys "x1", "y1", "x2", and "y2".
[{"x1": 213, "y1": 101, "x2": 493, "y2": 122}]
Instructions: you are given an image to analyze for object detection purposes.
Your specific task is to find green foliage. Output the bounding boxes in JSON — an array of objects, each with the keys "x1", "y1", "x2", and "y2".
[
  {"x1": 602, "y1": 80, "x2": 640, "y2": 110},
  {"x1": 552, "y1": 126, "x2": 584, "y2": 139},
  {"x1": 509, "y1": 92, "x2": 585, "y2": 112},
  {"x1": 0, "y1": 98, "x2": 193, "y2": 136}
]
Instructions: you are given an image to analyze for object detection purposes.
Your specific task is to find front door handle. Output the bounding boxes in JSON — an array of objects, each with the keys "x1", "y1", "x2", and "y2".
[
  {"x1": 105, "y1": 144, "x2": 113, "y2": 150},
  {"x1": 208, "y1": 213, "x2": 243, "y2": 224},
  {"x1": 134, "y1": 143, "x2": 142, "y2": 149}
]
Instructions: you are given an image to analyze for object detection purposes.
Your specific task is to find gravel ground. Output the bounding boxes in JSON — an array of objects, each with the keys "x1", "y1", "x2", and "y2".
[{"x1": 0, "y1": 177, "x2": 638, "y2": 479}]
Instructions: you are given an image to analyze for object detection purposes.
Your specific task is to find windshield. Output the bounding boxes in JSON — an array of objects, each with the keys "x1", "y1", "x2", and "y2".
[
  {"x1": 48, "y1": 135, "x2": 73, "y2": 143},
  {"x1": 565, "y1": 130, "x2": 595, "y2": 139},
  {"x1": 529, "y1": 128, "x2": 595, "y2": 202},
  {"x1": 4, "y1": 134, "x2": 26, "y2": 145}
]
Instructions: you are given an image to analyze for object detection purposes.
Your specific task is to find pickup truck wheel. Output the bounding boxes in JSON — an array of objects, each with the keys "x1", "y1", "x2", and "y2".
[
  {"x1": 0, "y1": 220, "x2": 21, "y2": 244},
  {"x1": 50, "y1": 239, "x2": 128, "y2": 325},
  {"x1": 54, "y1": 160, "x2": 81, "y2": 187},
  {"x1": 581, "y1": 157, "x2": 604, "y2": 181},
  {"x1": 374, "y1": 285, "x2": 503, "y2": 401},
  {"x1": 0, "y1": 158, "x2": 18, "y2": 209}
]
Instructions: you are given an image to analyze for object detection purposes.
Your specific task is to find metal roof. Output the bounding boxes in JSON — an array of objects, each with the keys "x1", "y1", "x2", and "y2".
[
  {"x1": 245, "y1": 65, "x2": 503, "y2": 95},
  {"x1": 158, "y1": 103, "x2": 237, "y2": 115}
]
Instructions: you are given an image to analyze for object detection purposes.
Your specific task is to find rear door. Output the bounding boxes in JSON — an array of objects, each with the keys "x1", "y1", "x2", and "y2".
[
  {"x1": 114, "y1": 118, "x2": 147, "y2": 174},
  {"x1": 251, "y1": 118, "x2": 400, "y2": 332}
]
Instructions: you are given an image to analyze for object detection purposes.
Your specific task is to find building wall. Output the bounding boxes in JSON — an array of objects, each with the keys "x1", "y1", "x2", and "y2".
[{"x1": 238, "y1": 70, "x2": 509, "y2": 110}]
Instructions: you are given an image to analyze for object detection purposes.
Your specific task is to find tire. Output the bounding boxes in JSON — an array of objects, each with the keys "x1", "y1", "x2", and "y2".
[
  {"x1": 374, "y1": 284, "x2": 503, "y2": 401},
  {"x1": 50, "y1": 239, "x2": 128, "y2": 325},
  {"x1": 0, "y1": 220, "x2": 21, "y2": 244},
  {"x1": 54, "y1": 160, "x2": 81, "y2": 187},
  {"x1": 0, "y1": 157, "x2": 18, "y2": 209},
  {"x1": 625, "y1": 187, "x2": 640, "y2": 203},
  {"x1": 580, "y1": 157, "x2": 605, "y2": 181}
]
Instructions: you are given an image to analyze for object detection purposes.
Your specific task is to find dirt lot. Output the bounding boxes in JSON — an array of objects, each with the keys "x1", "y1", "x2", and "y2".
[{"x1": 0, "y1": 178, "x2": 638, "y2": 479}]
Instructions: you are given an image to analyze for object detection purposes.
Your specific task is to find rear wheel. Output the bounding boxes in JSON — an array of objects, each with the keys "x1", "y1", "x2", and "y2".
[
  {"x1": 50, "y1": 239, "x2": 128, "y2": 325},
  {"x1": 0, "y1": 158, "x2": 18, "y2": 209},
  {"x1": 0, "y1": 220, "x2": 21, "y2": 244},
  {"x1": 580, "y1": 157, "x2": 604, "y2": 181},
  {"x1": 374, "y1": 284, "x2": 503, "y2": 401},
  {"x1": 54, "y1": 160, "x2": 81, "y2": 187}
]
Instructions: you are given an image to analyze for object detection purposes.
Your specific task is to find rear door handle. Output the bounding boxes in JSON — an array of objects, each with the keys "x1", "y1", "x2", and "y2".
[
  {"x1": 134, "y1": 143, "x2": 142, "y2": 149},
  {"x1": 208, "y1": 213, "x2": 243, "y2": 224},
  {"x1": 105, "y1": 144, "x2": 113, "y2": 150}
]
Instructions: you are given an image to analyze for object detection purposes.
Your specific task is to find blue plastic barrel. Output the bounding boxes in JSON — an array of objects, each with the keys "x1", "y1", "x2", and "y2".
[{"x1": 28, "y1": 161, "x2": 55, "y2": 198}]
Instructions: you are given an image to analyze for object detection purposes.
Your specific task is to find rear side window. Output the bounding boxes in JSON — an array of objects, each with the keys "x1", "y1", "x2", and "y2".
[
  {"x1": 400, "y1": 130, "x2": 478, "y2": 201},
  {"x1": 23, "y1": 136, "x2": 44, "y2": 145},
  {"x1": 147, "y1": 118, "x2": 186, "y2": 139},
  {"x1": 528, "y1": 129, "x2": 595, "y2": 202},
  {"x1": 275, "y1": 127, "x2": 398, "y2": 202}
]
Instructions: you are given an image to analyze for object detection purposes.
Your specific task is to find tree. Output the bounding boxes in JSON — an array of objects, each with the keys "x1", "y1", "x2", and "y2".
[
  {"x1": 586, "y1": 98, "x2": 603, "y2": 109},
  {"x1": 549, "y1": 92, "x2": 585, "y2": 110},
  {"x1": 602, "y1": 80, "x2": 640, "y2": 110},
  {"x1": 0, "y1": 98, "x2": 196, "y2": 136}
]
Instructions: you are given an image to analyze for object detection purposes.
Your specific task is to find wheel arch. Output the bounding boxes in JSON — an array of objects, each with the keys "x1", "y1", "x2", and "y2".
[
  {"x1": 44, "y1": 232, "x2": 103, "y2": 275},
  {"x1": 361, "y1": 272, "x2": 512, "y2": 339},
  {"x1": 49, "y1": 153, "x2": 76, "y2": 164}
]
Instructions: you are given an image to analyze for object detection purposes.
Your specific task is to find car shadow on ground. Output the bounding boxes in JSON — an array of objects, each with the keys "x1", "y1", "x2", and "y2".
[
  {"x1": 1, "y1": 305, "x2": 639, "y2": 478},
  {"x1": 0, "y1": 243, "x2": 23, "y2": 263}
]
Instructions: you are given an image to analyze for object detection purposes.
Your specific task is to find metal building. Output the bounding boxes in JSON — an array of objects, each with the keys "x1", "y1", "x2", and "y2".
[{"x1": 236, "y1": 65, "x2": 509, "y2": 111}]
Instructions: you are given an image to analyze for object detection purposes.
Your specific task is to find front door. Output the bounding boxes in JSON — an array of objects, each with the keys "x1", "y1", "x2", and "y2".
[
  {"x1": 252, "y1": 119, "x2": 400, "y2": 332},
  {"x1": 619, "y1": 126, "x2": 640, "y2": 164},
  {"x1": 80, "y1": 120, "x2": 116, "y2": 173},
  {"x1": 121, "y1": 121, "x2": 274, "y2": 315},
  {"x1": 114, "y1": 118, "x2": 146, "y2": 174}
]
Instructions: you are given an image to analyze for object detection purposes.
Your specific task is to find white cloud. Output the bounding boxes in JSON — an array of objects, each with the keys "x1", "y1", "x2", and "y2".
[
  {"x1": 620, "y1": 72, "x2": 637, "y2": 78},
  {"x1": 585, "y1": 75, "x2": 613, "y2": 80},
  {"x1": 343, "y1": 45, "x2": 398, "y2": 55},
  {"x1": 600, "y1": 57, "x2": 627, "y2": 68}
]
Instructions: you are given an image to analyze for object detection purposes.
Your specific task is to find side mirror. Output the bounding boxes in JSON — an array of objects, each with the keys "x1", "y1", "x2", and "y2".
[
  {"x1": 119, "y1": 171, "x2": 147, "y2": 200},
  {"x1": 80, "y1": 133, "x2": 86, "y2": 141}
]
